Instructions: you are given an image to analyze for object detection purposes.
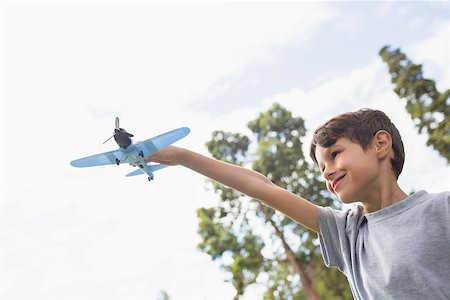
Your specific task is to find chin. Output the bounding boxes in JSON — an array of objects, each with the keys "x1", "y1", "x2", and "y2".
[
  {"x1": 330, "y1": 187, "x2": 358, "y2": 204},
  {"x1": 336, "y1": 192, "x2": 358, "y2": 204}
]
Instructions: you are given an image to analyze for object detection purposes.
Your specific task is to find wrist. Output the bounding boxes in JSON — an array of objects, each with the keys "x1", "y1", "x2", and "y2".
[{"x1": 174, "y1": 146, "x2": 189, "y2": 166}]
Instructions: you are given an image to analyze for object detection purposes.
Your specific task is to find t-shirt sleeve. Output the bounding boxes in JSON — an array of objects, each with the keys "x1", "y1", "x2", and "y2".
[{"x1": 316, "y1": 205, "x2": 361, "y2": 272}]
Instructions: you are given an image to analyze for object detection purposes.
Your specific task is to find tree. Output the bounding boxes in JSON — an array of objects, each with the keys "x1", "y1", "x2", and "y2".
[
  {"x1": 157, "y1": 290, "x2": 171, "y2": 300},
  {"x1": 197, "y1": 103, "x2": 352, "y2": 299},
  {"x1": 379, "y1": 45, "x2": 450, "y2": 162}
]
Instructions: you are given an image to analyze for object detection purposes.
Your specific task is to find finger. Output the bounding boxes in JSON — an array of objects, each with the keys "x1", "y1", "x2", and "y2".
[{"x1": 145, "y1": 158, "x2": 156, "y2": 163}]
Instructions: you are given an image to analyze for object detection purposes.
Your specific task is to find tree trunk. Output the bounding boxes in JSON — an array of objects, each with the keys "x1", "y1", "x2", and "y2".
[{"x1": 270, "y1": 219, "x2": 319, "y2": 300}]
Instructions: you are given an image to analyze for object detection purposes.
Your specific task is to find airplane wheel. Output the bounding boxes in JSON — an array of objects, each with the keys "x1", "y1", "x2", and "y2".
[
  {"x1": 148, "y1": 176, "x2": 154, "y2": 181},
  {"x1": 139, "y1": 151, "x2": 144, "y2": 157},
  {"x1": 139, "y1": 165, "x2": 144, "y2": 169},
  {"x1": 115, "y1": 159, "x2": 120, "y2": 165}
]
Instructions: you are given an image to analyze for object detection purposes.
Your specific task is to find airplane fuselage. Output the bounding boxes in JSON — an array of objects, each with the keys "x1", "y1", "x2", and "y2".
[
  {"x1": 119, "y1": 145, "x2": 154, "y2": 180},
  {"x1": 111, "y1": 128, "x2": 156, "y2": 181}
]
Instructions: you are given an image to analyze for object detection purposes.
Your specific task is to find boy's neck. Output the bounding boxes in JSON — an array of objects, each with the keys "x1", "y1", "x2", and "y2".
[{"x1": 362, "y1": 182, "x2": 408, "y2": 214}]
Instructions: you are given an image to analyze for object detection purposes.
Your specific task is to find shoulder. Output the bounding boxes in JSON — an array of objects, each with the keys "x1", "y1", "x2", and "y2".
[
  {"x1": 317, "y1": 204, "x2": 364, "y2": 231},
  {"x1": 426, "y1": 190, "x2": 450, "y2": 200},
  {"x1": 413, "y1": 190, "x2": 450, "y2": 219},
  {"x1": 428, "y1": 190, "x2": 449, "y2": 209},
  {"x1": 417, "y1": 190, "x2": 449, "y2": 206},
  {"x1": 417, "y1": 189, "x2": 449, "y2": 197}
]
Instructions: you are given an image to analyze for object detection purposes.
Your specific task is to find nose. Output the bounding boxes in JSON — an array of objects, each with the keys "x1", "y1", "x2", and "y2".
[{"x1": 323, "y1": 165, "x2": 336, "y2": 181}]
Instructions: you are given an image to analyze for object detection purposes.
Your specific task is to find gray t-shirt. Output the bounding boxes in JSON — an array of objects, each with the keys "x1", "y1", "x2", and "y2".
[{"x1": 317, "y1": 190, "x2": 450, "y2": 300}]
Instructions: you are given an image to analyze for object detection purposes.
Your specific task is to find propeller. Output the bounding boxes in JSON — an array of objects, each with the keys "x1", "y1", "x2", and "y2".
[
  {"x1": 103, "y1": 135, "x2": 114, "y2": 144},
  {"x1": 103, "y1": 117, "x2": 120, "y2": 144}
]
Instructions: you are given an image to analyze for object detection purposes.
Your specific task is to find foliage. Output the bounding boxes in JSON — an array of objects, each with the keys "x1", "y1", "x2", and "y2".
[
  {"x1": 197, "y1": 103, "x2": 352, "y2": 299},
  {"x1": 157, "y1": 290, "x2": 171, "y2": 300},
  {"x1": 379, "y1": 46, "x2": 450, "y2": 162}
]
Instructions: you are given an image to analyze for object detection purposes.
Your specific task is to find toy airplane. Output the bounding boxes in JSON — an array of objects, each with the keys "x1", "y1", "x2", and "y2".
[{"x1": 70, "y1": 117, "x2": 190, "y2": 181}]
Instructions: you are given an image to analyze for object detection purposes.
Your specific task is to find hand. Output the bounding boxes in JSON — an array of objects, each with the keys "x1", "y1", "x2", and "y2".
[{"x1": 144, "y1": 145, "x2": 183, "y2": 166}]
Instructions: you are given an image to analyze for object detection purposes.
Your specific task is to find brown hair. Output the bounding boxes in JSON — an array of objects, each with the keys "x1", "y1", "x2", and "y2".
[{"x1": 309, "y1": 108, "x2": 405, "y2": 178}]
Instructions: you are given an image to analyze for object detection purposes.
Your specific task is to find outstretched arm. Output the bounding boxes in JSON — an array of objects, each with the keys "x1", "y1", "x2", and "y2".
[{"x1": 147, "y1": 146, "x2": 320, "y2": 233}]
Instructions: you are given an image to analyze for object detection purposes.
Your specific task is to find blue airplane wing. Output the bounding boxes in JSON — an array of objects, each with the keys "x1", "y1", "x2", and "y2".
[
  {"x1": 134, "y1": 127, "x2": 190, "y2": 158},
  {"x1": 70, "y1": 149, "x2": 125, "y2": 168}
]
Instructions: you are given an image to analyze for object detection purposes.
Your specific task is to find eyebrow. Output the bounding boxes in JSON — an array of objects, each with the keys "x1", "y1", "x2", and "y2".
[{"x1": 328, "y1": 142, "x2": 344, "y2": 149}]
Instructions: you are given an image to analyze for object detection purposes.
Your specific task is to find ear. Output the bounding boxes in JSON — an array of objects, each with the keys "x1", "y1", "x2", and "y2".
[{"x1": 373, "y1": 130, "x2": 393, "y2": 159}]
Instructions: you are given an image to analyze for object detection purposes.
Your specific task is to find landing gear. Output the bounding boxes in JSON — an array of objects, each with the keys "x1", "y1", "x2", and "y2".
[
  {"x1": 148, "y1": 176, "x2": 154, "y2": 181},
  {"x1": 115, "y1": 159, "x2": 120, "y2": 165},
  {"x1": 139, "y1": 151, "x2": 144, "y2": 157}
]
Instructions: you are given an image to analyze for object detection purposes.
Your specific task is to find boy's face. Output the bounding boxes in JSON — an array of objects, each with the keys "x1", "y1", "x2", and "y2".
[{"x1": 315, "y1": 137, "x2": 380, "y2": 203}]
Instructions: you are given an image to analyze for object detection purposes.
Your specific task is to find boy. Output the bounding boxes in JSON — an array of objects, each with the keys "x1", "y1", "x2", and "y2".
[{"x1": 146, "y1": 108, "x2": 449, "y2": 299}]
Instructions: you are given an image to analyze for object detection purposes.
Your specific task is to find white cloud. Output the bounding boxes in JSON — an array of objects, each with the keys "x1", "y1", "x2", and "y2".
[
  {"x1": 263, "y1": 59, "x2": 388, "y2": 140},
  {"x1": 407, "y1": 19, "x2": 450, "y2": 91}
]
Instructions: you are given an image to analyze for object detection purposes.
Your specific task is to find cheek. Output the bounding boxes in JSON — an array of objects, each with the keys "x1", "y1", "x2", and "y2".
[{"x1": 351, "y1": 159, "x2": 379, "y2": 185}]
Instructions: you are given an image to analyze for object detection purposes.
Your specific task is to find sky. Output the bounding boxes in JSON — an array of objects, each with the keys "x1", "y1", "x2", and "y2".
[{"x1": 1, "y1": 1, "x2": 449, "y2": 299}]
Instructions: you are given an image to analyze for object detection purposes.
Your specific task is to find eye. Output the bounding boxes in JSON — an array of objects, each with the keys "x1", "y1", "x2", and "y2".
[{"x1": 331, "y1": 151, "x2": 340, "y2": 158}]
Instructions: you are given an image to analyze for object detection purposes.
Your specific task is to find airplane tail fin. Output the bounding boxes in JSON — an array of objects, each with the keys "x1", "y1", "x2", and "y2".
[
  {"x1": 125, "y1": 164, "x2": 169, "y2": 177},
  {"x1": 126, "y1": 169, "x2": 145, "y2": 177},
  {"x1": 150, "y1": 163, "x2": 170, "y2": 172}
]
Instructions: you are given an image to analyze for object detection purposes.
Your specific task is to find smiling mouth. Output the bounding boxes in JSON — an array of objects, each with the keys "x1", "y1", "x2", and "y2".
[{"x1": 332, "y1": 174, "x2": 346, "y2": 191}]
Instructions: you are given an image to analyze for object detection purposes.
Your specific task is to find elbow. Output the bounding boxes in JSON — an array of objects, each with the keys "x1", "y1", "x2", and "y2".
[{"x1": 245, "y1": 174, "x2": 276, "y2": 199}]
